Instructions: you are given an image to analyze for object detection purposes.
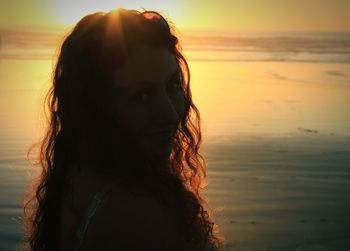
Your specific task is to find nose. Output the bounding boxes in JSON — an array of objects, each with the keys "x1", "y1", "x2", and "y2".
[{"x1": 153, "y1": 94, "x2": 179, "y2": 130}]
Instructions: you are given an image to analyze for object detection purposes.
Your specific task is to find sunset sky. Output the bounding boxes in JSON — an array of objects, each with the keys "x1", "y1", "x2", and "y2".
[{"x1": 1, "y1": 0, "x2": 350, "y2": 33}]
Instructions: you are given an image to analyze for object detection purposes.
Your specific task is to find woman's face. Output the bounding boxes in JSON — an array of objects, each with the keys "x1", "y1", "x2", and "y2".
[{"x1": 110, "y1": 44, "x2": 186, "y2": 162}]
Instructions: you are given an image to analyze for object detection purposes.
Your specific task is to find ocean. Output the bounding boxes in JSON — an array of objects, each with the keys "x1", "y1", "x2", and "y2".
[{"x1": 1, "y1": 28, "x2": 350, "y2": 250}]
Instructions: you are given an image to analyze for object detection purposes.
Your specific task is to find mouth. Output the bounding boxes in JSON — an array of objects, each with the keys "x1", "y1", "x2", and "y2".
[
  {"x1": 143, "y1": 128, "x2": 176, "y2": 156},
  {"x1": 146, "y1": 128, "x2": 176, "y2": 139}
]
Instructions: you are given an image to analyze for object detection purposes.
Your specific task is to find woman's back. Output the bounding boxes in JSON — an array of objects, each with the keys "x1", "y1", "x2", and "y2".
[{"x1": 59, "y1": 164, "x2": 186, "y2": 251}]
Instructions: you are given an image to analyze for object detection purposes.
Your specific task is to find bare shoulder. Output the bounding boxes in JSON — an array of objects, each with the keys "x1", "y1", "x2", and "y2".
[{"x1": 79, "y1": 184, "x2": 182, "y2": 251}]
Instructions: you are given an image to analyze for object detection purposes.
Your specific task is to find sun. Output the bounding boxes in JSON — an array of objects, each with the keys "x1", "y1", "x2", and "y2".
[{"x1": 52, "y1": 0, "x2": 181, "y2": 27}]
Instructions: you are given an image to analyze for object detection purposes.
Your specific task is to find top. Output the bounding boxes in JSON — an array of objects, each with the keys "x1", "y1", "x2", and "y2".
[
  {"x1": 72, "y1": 183, "x2": 216, "y2": 251},
  {"x1": 73, "y1": 182, "x2": 115, "y2": 251}
]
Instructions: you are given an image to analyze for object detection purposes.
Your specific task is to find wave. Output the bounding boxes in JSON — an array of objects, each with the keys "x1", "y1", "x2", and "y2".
[
  {"x1": 1, "y1": 28, "x2": 350, "y2": 63},
  {"x1": 183, "y1": 33, "x2": 350, "y2": 52},
  {"x1": 183, "y1": 50, "x2": 350, "y2": 63},
  {"x1": 182, "y1": 32, "x2": 350, "y2": 62}
]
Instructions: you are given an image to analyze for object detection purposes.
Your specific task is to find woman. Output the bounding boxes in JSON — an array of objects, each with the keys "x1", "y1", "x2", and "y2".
[{"x1": 24, "y1": 8, "x2": 224, "y2": 251}]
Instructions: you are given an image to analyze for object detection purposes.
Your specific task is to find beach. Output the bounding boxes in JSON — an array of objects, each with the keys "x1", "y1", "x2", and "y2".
[
  {"x1": 190, "y1": 60, "x2": 350, "y2": 250},
  {"x1": 1, "y1": 30, "x2": 350, "y2": 250},
  {"x1": 203, "y1": 134, "x2": 350, "y2": 250}
]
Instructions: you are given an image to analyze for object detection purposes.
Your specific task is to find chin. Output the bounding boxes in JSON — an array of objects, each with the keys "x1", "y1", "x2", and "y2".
[
  {"x1": 151, "y1": 149, "x2": 171, "y2": 160},
  {"x1": 144, "y1": 146, "x2": 172, "y2": 162},
  {"x1": 138, "y1": 137, "x2": 174, "y2": 162}
]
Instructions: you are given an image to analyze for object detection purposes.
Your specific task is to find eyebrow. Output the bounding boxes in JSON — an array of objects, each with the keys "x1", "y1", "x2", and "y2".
[{"x1": 122, "y1": 69, "x2": 180, "y2": 93}]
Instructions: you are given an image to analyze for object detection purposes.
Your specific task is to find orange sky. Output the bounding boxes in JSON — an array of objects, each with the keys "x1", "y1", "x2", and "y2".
[{"x1": 0, "y1": 0, "x2": 350, "y2": 32}]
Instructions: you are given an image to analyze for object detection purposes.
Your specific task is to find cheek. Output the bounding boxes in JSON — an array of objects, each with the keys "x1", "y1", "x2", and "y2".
[
  {"x1": 174, "y1": 94, "x2": 187, "y2": 123},
  {"x1": 115, "y1": 101, "x2": 152, "y2": 138},
  {"x1": 119, "y1": 110, "x2": 148, "y2": 133}
]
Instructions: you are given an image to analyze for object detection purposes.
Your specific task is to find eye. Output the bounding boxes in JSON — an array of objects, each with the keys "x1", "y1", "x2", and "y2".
[
  {"x1": 131, "y1": 90, "x2": 151, "y2": 103},
  {"x1": 168, "y1": 79, "x2": 182, "y2": 96},
  {"x1": 139, "y1": 92, "x2": 150, "y2": 102}
]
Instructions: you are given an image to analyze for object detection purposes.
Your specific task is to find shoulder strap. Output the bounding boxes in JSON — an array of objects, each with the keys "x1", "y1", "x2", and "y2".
[{"x1": 74, "y1": 182, "x2": 115, "y2": 251}]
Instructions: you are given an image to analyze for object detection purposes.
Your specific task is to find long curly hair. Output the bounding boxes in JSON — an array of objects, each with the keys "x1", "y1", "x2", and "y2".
[{"x1": 23, "y1": 8, "x2": 224, "y2": 251}]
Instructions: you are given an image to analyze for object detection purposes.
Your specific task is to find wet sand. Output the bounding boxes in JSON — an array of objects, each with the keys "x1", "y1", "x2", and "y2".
[{"x1": 202, "y1": 133, "x2": 350, "y2": 250}]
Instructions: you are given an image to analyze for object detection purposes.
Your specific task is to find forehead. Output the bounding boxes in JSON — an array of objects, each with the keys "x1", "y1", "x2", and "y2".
[{"x1": 114, "y1": 44, "x2": 178, "y2": 90}]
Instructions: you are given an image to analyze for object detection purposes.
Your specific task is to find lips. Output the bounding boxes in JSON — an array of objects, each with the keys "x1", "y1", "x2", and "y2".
[{"x1": 146, "y1": 127, "x2": 175, "y2": 139}]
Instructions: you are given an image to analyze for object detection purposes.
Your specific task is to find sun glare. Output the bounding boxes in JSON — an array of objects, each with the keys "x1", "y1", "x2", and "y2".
[{"x1": 52, "y1": 0, "x2": 181, "y2": 27}]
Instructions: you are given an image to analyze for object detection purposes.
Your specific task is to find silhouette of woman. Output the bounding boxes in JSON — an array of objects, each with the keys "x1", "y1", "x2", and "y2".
[{"x1": 23, "y1": 8, "x2": 223, "y2": 251}]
